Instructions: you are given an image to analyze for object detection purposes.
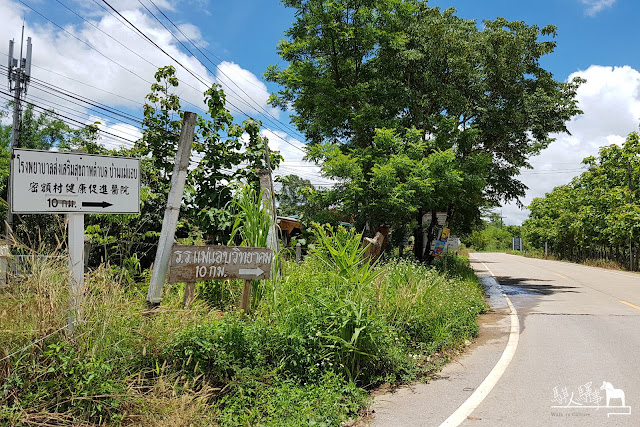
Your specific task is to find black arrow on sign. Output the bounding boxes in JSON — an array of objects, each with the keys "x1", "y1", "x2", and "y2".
[{"x1": 82, "y1": 201, "x2": 113, "y2": 208}]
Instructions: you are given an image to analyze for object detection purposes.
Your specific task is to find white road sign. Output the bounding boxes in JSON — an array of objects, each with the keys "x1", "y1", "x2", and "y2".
[{"x1": 11, "y1": 148, "x2": 140, "y2": 214}]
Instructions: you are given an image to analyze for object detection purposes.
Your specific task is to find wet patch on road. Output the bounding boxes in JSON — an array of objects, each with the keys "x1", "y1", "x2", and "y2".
[{"x1": 495, "y1": 276, "x2": 579, "y2": 296}]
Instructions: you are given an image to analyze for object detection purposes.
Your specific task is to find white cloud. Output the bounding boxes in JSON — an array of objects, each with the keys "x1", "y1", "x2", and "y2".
[
  {"x1": 0, "y1": 0, "x2": 273, "y2": 140},
  {"x1": 260, "y1": 128, "x2": 335, "y2": 189},
  {"x1": 502, "y1": 65, "x2": 640, "y2": 225},
  {"x1": 86, "y1": 114, "x2": 142, "y2": 149},
  {"x1": 175, "y1": 23, "x2": 207, "y2": 46},
  {"x1": 580, "y1": 0, "x2": 616, "y2": 16},
  {"x1": 215, "y1": 61, "x2": 279, "y2": 119}
]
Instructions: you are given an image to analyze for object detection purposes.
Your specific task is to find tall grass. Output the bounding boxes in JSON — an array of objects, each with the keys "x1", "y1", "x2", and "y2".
[
  {"x1": 226, "y1": 185, "x2": 277, "y2": 310},
  {"x1": 2, "y1": 226, "x2": 487, "y2": 425},
  {"x1": 228, "y1": 185, "x2": 272, "y2": 248},
  {"x1": 1, "y1": 252, "x2": 221, "y2": 425}
]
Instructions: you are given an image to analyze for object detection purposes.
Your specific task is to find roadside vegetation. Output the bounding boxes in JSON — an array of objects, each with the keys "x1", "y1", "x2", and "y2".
[
  {"x1": 522, "y1": 129, "x2": 640, "y2": 271},
  {"x1": 465, "y1": 212, "x2": 521, "y2": 252},
  {"x1": 0, "y1": 0, "x2": 585, "y2": 424},
  {"x1": 1, "y1": 227, "x2": 485, "y2": 425}
]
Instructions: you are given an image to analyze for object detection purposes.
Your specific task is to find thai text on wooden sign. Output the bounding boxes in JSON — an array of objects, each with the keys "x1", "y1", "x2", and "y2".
[{"x1": 168, "y1": 245, "x2": 273, "y2": 282}]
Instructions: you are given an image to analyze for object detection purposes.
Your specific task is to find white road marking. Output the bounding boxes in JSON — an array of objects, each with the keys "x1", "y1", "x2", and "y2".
[
  {"x1": 505, "y1": 253, "x2": 640, "y2": 280},
  {"x1": 440, "y1": 255, "x2": 520, "y2": 427}
]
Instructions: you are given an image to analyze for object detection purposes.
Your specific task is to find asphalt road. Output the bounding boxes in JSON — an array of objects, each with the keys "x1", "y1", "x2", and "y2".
[{"x1": 372, "y1": 253, "x2": 640, "y2": 426}]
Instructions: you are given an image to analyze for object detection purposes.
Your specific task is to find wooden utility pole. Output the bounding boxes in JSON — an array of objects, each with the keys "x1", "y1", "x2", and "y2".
[{"x1": 146, "y1": 112, "x2": 197, "y2": 307}]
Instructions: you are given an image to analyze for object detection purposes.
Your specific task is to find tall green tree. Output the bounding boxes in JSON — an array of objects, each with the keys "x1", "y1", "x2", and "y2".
[
  {"x1": 84, "y1": 66, "x2": 280, "y2": 269},
  {"x1": 267, "y1": 0, "x2": 581, "y2": 260},
  {"x1": 275, "y1": 174, "x2": 312, "y2": 217},
  {"x1": 524, "y1": 130, "x2": 640, "y2": 264}
]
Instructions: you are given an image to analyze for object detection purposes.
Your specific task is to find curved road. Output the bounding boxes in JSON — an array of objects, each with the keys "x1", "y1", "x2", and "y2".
[{"x1": 372, "y1": 253, "x2": 640, "y2": 426}]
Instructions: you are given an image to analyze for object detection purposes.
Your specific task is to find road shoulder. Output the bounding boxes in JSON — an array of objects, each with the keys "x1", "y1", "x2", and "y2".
[{"x1": 369, "y1": 277, "x2": 512, "y2": 427}]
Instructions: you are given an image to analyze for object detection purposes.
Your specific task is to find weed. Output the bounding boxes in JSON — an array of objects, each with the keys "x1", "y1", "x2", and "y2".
[{"x1": 2, "y1": 225, "x2": 486, "y2": 425}]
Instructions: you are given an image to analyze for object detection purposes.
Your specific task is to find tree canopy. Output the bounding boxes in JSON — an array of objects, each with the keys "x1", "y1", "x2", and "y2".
[
  {"x1": 523, "y1": 130, "x2": 640, "y2": 264},
  {"x1": 267, "y1": 0, "x2": 582, "y2": 260}
]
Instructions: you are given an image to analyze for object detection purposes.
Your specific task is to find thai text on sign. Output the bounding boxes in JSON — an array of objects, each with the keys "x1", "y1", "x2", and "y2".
[
  {"x1": 11, "y1": 148, "x2": 140, "y2": 214},
  {"x1": 168, "y1": 245, "x2": 273, "y2": 282}
]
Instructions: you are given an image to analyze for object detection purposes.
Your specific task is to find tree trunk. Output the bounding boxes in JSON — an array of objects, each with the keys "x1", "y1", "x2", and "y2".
[
  {"x1": 424, "y1": 210, "x2": 439, "y2": 265},
  {"x1": 413, "y1": 211, "x2": 424, "y2": 261}
]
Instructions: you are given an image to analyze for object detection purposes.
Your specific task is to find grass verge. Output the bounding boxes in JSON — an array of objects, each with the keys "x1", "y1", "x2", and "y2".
[{"x1": 1, "y1": 234, "x2": 486, "y2": 425}]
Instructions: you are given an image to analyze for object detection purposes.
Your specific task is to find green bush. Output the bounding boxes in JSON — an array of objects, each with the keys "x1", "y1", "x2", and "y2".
[
  {"x1": 164, "y1": 230, "x2": 486, "y2": 423},
  {"x1": 3, "y1": 226, "x2": 486, "y2": 425},
  {"x1": 217, "y1": 371, "x2": 366, "y2": 427}
]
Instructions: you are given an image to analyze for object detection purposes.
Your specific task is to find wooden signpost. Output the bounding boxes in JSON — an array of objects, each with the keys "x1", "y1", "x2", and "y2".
[{"x1": 168, "y1": 245, "x2": 273, "y2": 310}]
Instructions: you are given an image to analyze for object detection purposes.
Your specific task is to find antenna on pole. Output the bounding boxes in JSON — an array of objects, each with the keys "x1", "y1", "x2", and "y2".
[
  {"x1": 24, "y1": 37, "x2": 32, "y2": 90},
  {"x1": 6, "y1": 26, "x2": 33, "y2": 237},
  {"x1": 7, "y1": 39, "x2": 14, "y2": 87}
]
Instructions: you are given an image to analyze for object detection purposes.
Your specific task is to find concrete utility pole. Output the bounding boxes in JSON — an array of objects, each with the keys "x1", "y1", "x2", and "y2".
[
  {"x1": 259, "y1": 143, "x2": 278, "y2": 255},
  {"x1": 146, "y1": 112, "x2": 197, "y2": 307},
  {"x1": 629, "y1": 161, "x2": 634, "y2": 271},
  {"x1": 6, "y1": 29, "x2": 32, "y2": 236}
]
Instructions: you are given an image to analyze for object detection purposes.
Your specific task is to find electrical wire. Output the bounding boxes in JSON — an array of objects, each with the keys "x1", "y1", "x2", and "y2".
[
  {"x1": 142, "y1": 0, "x2": 307, "y2": 141},
  {"x1": 0, "y1": 67, "x2": 144, "y2": 140},
  {"x1": 24, "y1": 91, "x2": 144, "y2": 141},
  {"x1": 101, "y1": 0, "x2": 307, "y2": 153},
  {"x1": 27, "y1": 85, "x2": 143, "y2": 132},
  {"x1": 14, "y1": 1, "x2": 309, "y2": 156},
  {"x1": 16, "y1": 0, "x2": 209, "y2": 115},
  {"x1": 0, "y1": 51, "x2": 145, "y2": 109},
  {"x1": 0, "y1": 89, "x2": 137, "y2": 145}
]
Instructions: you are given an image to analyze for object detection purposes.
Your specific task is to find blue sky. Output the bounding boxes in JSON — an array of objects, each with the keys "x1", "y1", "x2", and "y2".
[{"x1": 1, "y1": 0, "x2": 639, "y2": 224}]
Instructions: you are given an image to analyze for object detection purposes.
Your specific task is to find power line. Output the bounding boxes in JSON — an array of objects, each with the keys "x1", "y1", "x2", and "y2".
[
  {"x1": 0, "y1": 89, "x2": 137, "y2": 145},
  {"x1": 18, "y1": 0, "x2": 154, "y2": 86},
  {"x1": 0, "y1": 61, "x2": 143, "y2": 125},
  {"x1": 99, "y1": 0, "x2": 303, "y2": 153},
  {"x1": 100, "y1": 0, "x2": 209, "y2": 88},
  {"x1": 18, "y1": 0, "x2": 308, "y2": 154},
  {"x1": 0, "y1": 67, "x2": 144, "y2": 138},
  {"x1": 27, "y1": 83, "x2": 143, "y2": 129},
  {"x1": 53, "y1": 0, "x2": 160, "y2": 71},
  {"x1": 17, "y1": 0, "x2": 208, "y2": 116},
  {"x1": 126, "y1": 0, "x2": 306, "y2": 153},
  {"x1": 0, "y1": 51, "x2": 145, "y2": 108},
  {"x1": 24, "y1": 91, "x2": 143, "y2": 141},
  {"x1": 142, "y1": 0, "x2": 307, "y2": 141},
  {"x1": 520, "y1": 169, "x2": 587, "y2": 175}
]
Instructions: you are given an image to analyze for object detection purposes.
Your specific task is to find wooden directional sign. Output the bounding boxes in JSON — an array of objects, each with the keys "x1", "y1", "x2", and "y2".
[
  {"x1": 11, "y1": 148, "x2": 140, "y2": 214},
  {"x1": 168, "y1": 245, "x2": 273, "y2": 283}
]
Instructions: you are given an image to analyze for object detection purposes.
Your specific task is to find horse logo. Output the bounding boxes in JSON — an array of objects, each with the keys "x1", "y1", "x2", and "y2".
[
  {"x1": 551, "y1": 380, "x2": 631, "y2": 417},
  {"x1": 600, "y1": 381, "x2": 626, "y2": 407}
]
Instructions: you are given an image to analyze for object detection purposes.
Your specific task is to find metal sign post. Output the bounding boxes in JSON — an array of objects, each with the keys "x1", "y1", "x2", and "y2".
[{"x1": 67, "y1": 213, "x2": 84, "y2": 333}]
